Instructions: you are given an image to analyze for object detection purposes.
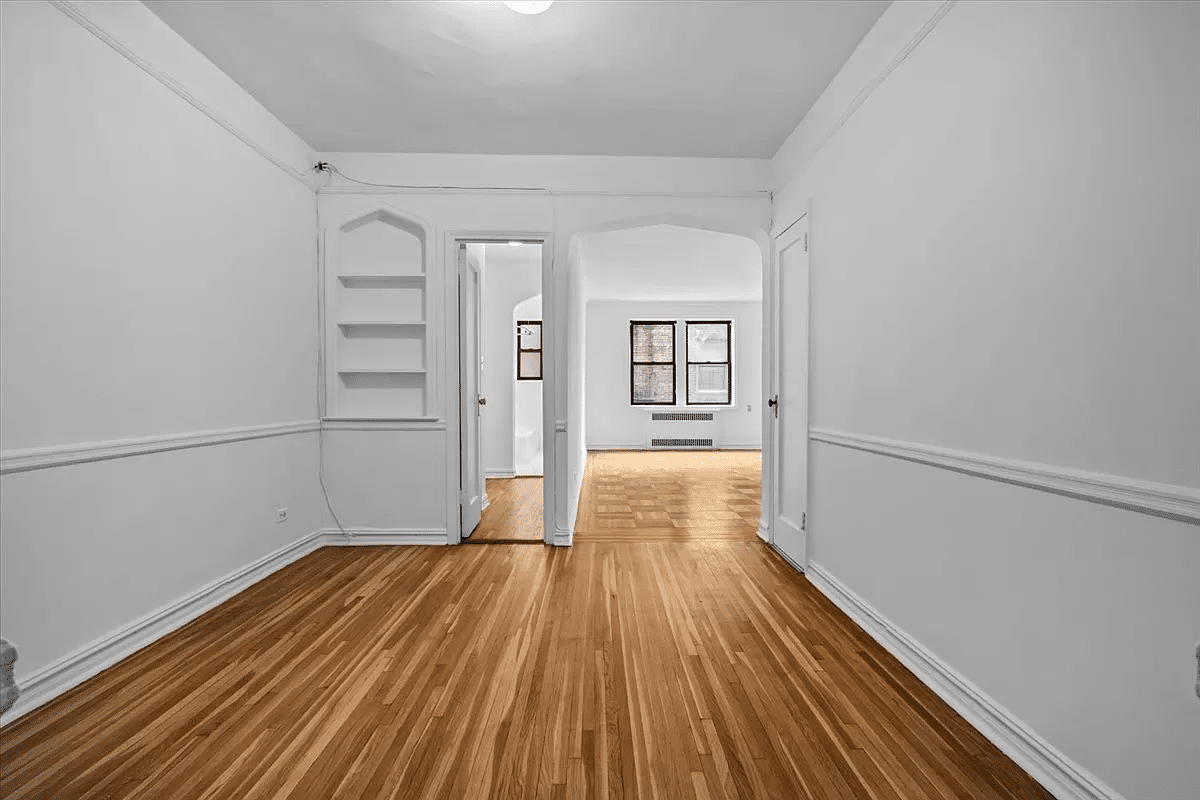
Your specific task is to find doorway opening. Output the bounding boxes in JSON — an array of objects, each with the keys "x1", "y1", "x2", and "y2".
[
  {"x1": 565, "y1": 222, "x2": 769, "y2": 546},
  {"x1": 458, "y1": 239, "x2": 547, "y2": 543}
]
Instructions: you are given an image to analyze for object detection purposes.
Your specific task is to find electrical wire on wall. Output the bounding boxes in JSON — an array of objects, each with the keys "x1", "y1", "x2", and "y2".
[
  {"x1": 313, "y1": 192, "x2": 351, "y2": 538},
  {"x1": 313, "y1": 161, "x2": 552, "y2": 194}
]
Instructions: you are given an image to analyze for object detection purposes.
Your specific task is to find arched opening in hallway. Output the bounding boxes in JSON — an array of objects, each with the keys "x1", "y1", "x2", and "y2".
[{"x1": 564, "y1": 216, "x2": 769, "y2": 543}]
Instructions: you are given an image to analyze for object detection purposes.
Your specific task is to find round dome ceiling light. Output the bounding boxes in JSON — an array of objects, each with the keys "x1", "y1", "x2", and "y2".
[{"x1": 503, "y1": 1, "x2": 553, "y2": 14}]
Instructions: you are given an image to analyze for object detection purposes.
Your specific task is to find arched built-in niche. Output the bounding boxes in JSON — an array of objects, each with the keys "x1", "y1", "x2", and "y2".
[{"x1": 325, "y1": 207, "x2": 433, "y2": 419}]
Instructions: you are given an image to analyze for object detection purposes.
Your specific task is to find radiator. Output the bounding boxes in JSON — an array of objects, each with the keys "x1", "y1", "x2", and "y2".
[{"x1": 645, "y1": 411, "x2": 719, "y2": 448}]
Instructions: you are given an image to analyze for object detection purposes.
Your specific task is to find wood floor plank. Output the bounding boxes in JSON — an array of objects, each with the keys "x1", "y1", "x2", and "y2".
[{"x1": 1, "y1": 452, "x2": 1054, "y2": 800}]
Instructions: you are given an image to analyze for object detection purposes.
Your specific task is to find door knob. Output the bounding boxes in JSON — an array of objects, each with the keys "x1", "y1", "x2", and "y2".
[
  {"x1": 478, "y1": 397, "x2": 488, "y2": 406},
  {"x1": 767, "y1": 395, "x2": 779, "y2": 417}
]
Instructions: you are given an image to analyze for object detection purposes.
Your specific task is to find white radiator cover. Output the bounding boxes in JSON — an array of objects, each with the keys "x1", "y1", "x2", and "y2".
[{"x1": 644, "y1": 411, "x2": 721, "y2": 448}]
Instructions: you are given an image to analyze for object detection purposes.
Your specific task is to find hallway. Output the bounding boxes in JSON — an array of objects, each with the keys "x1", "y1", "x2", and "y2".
[
  {"x1": 469, "y1": 477, "x2": 544, "y2": 543},
  {"x1": 0, "y1": 452, "x2": 1055, "y2": 799}
]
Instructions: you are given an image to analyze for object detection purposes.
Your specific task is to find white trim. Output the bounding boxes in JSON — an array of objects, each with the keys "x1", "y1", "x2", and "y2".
[
  {"x1": 48, "y1": 1, "x2": 313, "y2": 189},
  {"x1": 485, "y1": 468, "x2": 518, "y2": 479},
  {"x1": 586, "y1": 443, "x2": 760, "y2": 451},
  {"x1": 552, "y1": 526, "x2": 573, "y2": 547},
  {"x1": 772, "y1": 0, "x2": 957, "y2": 194},
  {"x1": 810, "y1": 428, "x2": 1200, "y2": 524},
  {"x1": 320, "y1": 528, "x2": 447, "y2": 546},
  {"x1": 769, "y1": 542, "x2": 806, "y2": 575},
  {"x1": 806, "y1": 562, "x2": 1123, "y2": 800},
  {"x1": 322, "y1": 419, "x2": 446, "y2": 432},
  {"x1": 0, "y1": 421, "x2": 320, "y2": 475},
  {"x1": 0, "y1": 529, "x2": 325, "y2": 724},
  {"x1": 757, "y1": 521, "x2": 771, "y2": 543}
]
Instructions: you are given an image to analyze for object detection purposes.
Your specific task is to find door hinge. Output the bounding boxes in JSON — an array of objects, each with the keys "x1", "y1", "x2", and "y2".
[
  {"x1": 801, "y1": 512, "x2": 806, "y2": 531},
  {"x1": 803, "y1": 233, "x2": 809, "y2": 252}
]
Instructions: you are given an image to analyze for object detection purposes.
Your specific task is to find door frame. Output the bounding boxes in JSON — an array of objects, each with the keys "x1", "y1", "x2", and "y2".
[
  {"x1": 765, "y1": 205, "x2": 811, "y2": 570},
  {"x1": 445, "y1": 231, "x2": 555, "y2": 545}
]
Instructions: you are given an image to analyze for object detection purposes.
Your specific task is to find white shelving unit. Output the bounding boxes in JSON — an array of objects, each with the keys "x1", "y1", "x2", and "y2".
[{"x1": 324, "y1": 209, "x2": 433, "y2": 420}]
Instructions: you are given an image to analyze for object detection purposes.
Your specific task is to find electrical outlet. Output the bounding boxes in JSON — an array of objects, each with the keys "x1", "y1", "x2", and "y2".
[
  {"x1": 746, "y1": 404, "x2": 752, "y2": 412},
  {"x1": 276, "y1": 507, "x2": 288, "y2": 524}
]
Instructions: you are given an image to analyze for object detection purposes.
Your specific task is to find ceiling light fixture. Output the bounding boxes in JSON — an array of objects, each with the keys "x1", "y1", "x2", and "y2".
[{"x1": 503, "y1": 1, "x2": 553, "y2": 14}]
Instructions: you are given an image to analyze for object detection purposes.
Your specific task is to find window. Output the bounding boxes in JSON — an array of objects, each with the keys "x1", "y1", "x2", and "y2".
[
  {"x1": 517, "y1": 320, "x2": 542, "y2": 380},
  {"x1": 630, "y1": 321, "x2": 676, "y2": 405},
  {"x1": 686, "y1": 321, "x2": 732, "y2": 405}
]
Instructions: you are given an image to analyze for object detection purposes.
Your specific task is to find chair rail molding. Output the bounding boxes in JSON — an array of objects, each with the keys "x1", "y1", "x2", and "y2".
[
  {"x1": 0, "y1": 421, "x2": 321, "y2": 475},
  {"x1": 809, "y1": 428, "x2": 1200, "y2": 524},
  {"x1": 807, "y1": 562, "x2": 1123, "y2": 800}
]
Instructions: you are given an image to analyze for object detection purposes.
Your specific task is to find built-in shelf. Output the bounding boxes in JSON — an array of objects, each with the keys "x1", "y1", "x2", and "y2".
[
  {"x1": 326, "y1": 208, "x2": 432, "y2": 419},
  {"x1": 336, "y1": 320, "x2": 425, "y2": 328},
  {"x1": 337, "y1": 274, "x2": 425, "y2": 282},
  {"x1": 337, "y1": 368, "x2": 427, "y2": 375}
]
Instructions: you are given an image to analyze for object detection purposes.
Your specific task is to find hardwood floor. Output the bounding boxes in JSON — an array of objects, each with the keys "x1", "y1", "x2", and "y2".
[
  {"x1": 576, "y1": 450, "x2": 761, "y2": 542},
  {"x1": 470, "y1": 477, "x2": 544, "y2": 542},
  {"x1": 0, "y1": 453, "x2": 1054, "y2": 800}
]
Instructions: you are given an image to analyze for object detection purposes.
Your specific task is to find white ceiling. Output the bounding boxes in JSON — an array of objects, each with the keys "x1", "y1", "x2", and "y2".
[
  {"x1": 579, "y1": 225, "x2": 761, "y2": 302},
  {"x1": 143, "y1": 0, "x2": 889, "y2": 157}
]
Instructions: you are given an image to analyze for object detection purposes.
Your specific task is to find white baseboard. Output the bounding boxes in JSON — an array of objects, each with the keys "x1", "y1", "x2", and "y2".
[
  {"x1": 587, "y1": 443, "x2": 762, "y2": 451},
  {"x1": 0, "y1": 526, "x2": 457, "y2": 726},
  {"x1": 484, "y1": 468, "x2": 516, "y2": 479},
  {"x1": 0, "y1": 529, "x2": 324, "y2": 725},
  {"x1": 319, "y1": 528, "x2": 448, "y2": 545},
  {"x1": 806, "y1": 562, "x2": 1122, "y2": 800}
]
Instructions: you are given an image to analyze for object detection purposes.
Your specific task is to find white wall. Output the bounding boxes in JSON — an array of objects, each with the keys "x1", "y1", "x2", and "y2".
[
  {"x1": 316, "y1": 187, "x2": 771, "y2": 544},
  {"x1": 513, "y1": 295, "x2": 544, "y2": 476},
  {"x1": 566, "y1": 241, "x2": 589, "y2": 530},
  {"x1": 585, "y1": 301, "x2": 762, "y2": 449},
  {"x1": 481, "y1": 245, "x2": 541, "y2": 476},
  {"x1": 0, "y1": 0, "x2": 319, "y2": 718},
  {"x1": 772, "y1": 2, "x2": 1200, "y2": 798}
]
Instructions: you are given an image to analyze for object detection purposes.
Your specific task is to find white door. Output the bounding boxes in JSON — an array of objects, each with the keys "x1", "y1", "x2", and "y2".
[
  {"x1": 459, "y1": 244, "x2": 485, "y2": 538},
  {"x1": 771, "y1": 216, "x2": 810, "y2": 569}
]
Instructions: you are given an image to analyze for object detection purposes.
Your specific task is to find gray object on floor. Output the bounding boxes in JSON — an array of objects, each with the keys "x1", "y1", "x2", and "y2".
[{"x1": 0, "y1": 638, "x2": 18, "y2": 715}]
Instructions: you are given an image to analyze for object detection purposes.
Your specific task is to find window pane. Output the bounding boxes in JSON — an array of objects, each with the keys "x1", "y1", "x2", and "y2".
[
  {"x1": 687, "y1": 323, "x2": 728, "y2": 363},
  {"x1": 519, "y1": 351, "x2": 542, "y2": 380},
  {"x1": 633, "y1": 364, "x2": 674, "y2": 404},
  {"x1": 518, "y1": 322, "x2": 541, "y2": 350},
  {"x1": 632, "y1": 323, "x2": 673, "y2": 363},
  {"x1": 688, "y1": 364, "x2": 730, "y2": 404}
]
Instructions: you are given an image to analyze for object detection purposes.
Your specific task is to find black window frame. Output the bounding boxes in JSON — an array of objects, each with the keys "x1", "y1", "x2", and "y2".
[
  {"x1": 685, "y1": 320, "x2": 733, "y2": 405},
  {"x1": 629, "y1": 320, "x2": 677, "y2": 406},
  {"x1": 516, "y1": 320, "x2": 543, "y2": 381}
]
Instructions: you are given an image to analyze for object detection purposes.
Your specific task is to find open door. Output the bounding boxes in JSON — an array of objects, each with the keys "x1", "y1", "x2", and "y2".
[
  {"x1": 770, "y1": 215, "x2": 810, "y2": 570},
  {"x1": 459, "y1": 244, "x2": 485, "y2": 538}
]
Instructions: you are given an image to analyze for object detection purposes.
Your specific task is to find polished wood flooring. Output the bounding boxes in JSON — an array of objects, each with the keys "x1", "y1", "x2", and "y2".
[
  {"x1": 0, "y1": 454, "x2": 1053, "y2": 800},
  {"x1": 470, "y1": 477, "x2": 544, "y2": 543},
  {"x1": 576, "y1": 451, "x2": 761, "y2": 542}
]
